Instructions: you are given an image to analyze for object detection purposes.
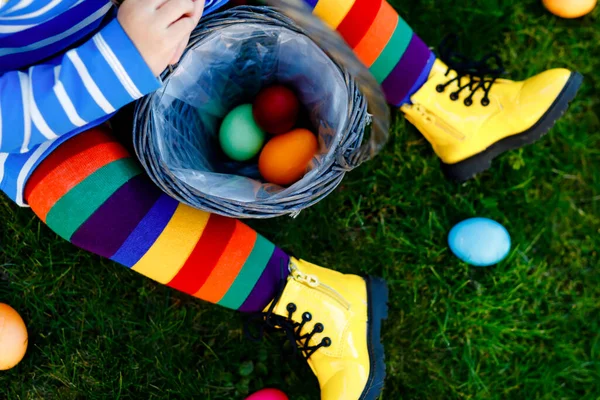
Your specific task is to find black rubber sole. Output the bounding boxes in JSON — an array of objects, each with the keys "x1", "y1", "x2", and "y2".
[
  {"x1": 441, "y1": 72, "x2": 584, "y2": 182},
  {"x1": 360, "y1": 276, "x2": 389, "y2": 400}
]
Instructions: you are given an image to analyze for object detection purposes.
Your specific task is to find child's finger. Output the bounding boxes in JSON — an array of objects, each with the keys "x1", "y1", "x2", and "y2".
[
  {"x1": 192, "y1": 0, "x2": 205, "y2": 22},
  {"x1": 168, "y1": 16, "x2": 195, "y2": 37},
  {"x1": 133, "y1": 0, "x2": 166, "y2": 9},
  {"x1": 169, "y1": 39, "x2": 188, "y2": 66},
  {"x1": 158, "y1": 0, "x2": 195, "y2": 24}
]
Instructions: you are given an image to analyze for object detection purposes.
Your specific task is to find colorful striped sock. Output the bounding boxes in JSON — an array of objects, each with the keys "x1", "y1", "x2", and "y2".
[
  {"x1": 25, "y1": 127, "x2": 290, "y2": 313},
  {"x1": 306, "y1": 0, "x2": 434, "y2": 106}
]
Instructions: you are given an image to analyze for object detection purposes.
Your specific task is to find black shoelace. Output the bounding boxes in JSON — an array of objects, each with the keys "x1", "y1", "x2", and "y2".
[
  {"x1": 244, "y1": 262, "x2": 332, "y2": 360},
  {"x1": 436, "y1": 35, "x2": 505, "y2": 107}
]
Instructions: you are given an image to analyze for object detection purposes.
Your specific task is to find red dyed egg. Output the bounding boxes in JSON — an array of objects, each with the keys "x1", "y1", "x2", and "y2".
[
  {"x1": 253, "y1": 85, "x2": 300, "y2": 135},
  {"x1": 245, "y1": 388, "x2": 289, "y2": 400}
]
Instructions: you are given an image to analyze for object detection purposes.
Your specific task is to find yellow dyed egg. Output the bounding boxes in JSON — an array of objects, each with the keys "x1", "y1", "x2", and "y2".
[
  {"x1": 0, "y1": 303, "x2": 28, "y2": 370},
  {"x1": 259, "y1": 128, "x2": 317, "y2": 186},
  {"x1": 543, "y1": 0, "x2": 596, "y2": 18}
]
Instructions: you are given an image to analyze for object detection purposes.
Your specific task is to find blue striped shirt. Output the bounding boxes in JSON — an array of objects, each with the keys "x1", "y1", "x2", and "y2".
[{"x1": 0, "y1": 0, "x2": 228, "y2": 206}]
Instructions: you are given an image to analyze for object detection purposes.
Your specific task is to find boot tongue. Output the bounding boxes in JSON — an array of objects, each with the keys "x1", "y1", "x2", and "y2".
[
  {"x1": 268, "y1": 284, "x2": 329, "y2": 353},
  {"x1": 430, "y1": 58, "x2": 454, "y2": 79},
  {"x1": 269, "y1": 302, "x2": 331, "y2": 358}
]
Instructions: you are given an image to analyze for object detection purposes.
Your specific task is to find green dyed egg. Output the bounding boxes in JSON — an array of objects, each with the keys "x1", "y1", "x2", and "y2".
[{"x1": 219, "y1": 104, "x2": 266, "y2": 162}]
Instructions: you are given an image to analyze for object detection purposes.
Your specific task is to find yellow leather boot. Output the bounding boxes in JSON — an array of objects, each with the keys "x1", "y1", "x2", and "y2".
[
  {"x1": 256, "y1": 258, "x2": 388, "y2": 400},
  {"x1": 402, "y1": 52, "x2": 583, "y2": 181}
]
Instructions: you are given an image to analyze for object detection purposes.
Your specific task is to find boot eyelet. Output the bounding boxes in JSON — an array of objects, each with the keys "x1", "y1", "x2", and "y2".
[
  {"x1": 302, "y1": 312, "x2": 312, "y2": 322},
  {"x1": 464, "y1": 98, "x2": 473, "y2": 107},
  {"x1": 450, "y1": 93, "x2": 459, "y2": 101},
  {"x1": 314, "y1": 323, "x2": 324, "y2": 333},
  {"x1": 481, "y1": 98, "x2": 490, "y2": 107},
  {"x1": 322, "y1": 337, "x2": 332, "y2": 347},
  {"x1": 436, "y1": 84, "x2": 445, "y2": 93},
  {"x1": 286, "y1": 303, "x2": 297, "y2": 313}
]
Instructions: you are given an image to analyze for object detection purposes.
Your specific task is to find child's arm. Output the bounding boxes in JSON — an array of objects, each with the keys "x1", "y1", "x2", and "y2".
[{"x1": 0, "y1": 0, "x2": 205, "y2": 154}]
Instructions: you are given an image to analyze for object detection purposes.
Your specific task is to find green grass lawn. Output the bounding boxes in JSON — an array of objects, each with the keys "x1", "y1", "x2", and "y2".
[{"x1": 1, "y1": 0, "x2": 599, "y2": 399}]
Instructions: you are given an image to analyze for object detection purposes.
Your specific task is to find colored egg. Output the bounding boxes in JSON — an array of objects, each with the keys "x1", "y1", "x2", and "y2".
[
  {"x1": 448, "y1": 218, "x2": 511, "y2": 267},
  {"x1": 220, "y1": 104, "x2": 266, "y2": 162},
  {"x1": 259, "y1": 128, "x2": 317, "y2": 186},
  {"x1": 245, "y1": 388, "x2": 289, "y2": 400},
  {"x1": 0, "y1": 303, "x2": 28, "y2": 370},
  {"x1": 543, "y1": 0, "x2": 596, "y2": 18},
  {"x1": 253, "y1": 85, "x2": 300, "y2": 135}
]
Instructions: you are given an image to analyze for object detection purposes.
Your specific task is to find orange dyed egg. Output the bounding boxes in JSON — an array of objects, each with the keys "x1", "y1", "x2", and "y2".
[
  {"x1": 543, "y1": 0, "x2": 596, "y2": 18},
  {"x1": 0, "y1": 303, "x2": 28, "y2": 370},
  {"x1": 259, "y1": 128, "x2": 317, "y2": 186}
]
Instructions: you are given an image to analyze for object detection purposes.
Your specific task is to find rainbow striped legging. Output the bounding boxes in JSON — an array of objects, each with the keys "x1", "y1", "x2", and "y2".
[{"x1": 25, "y1": 0, "x2": 432, "y2": 313}]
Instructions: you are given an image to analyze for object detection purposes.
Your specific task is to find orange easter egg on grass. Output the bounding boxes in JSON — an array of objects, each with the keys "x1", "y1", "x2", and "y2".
[
  {"x1": 259, "y1": 128, "x2": 318, "y2": 186},
  {"x1": 543, "y1": 0, "x2": 596, "y2": 18},
  {"x1": 0, "y1": 303, "x2": 28, "y2": 370}
]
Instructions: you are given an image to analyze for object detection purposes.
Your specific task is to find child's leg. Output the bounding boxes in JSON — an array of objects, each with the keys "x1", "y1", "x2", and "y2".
[
  {"x1": 24, "y1": 126, "x2": 289, "y2": 313},
  {"x1": 25, "y1": 125, "x2": 388, "y2": 399},
  {"x1": 306, "y1": 0, "x2": 435, "y2": 106},
  {"x1": 306, "y1": 0, "x2": 581, "y2": 181}
]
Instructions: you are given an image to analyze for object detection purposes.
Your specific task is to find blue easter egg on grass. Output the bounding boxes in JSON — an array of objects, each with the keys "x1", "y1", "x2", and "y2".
[{"x1": 448, "y1": 218, "x2": 511, "y2": 267}]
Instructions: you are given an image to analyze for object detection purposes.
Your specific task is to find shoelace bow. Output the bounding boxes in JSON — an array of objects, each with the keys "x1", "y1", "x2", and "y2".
[
  {"x1": 244, "y1": 263, "x2": 332, "y2": 360},
  {"x1": 436, "y1": 34, "x2": 506, "y2": 107}
]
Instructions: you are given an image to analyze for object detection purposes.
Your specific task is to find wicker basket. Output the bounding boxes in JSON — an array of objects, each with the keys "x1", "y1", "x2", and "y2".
[{"x1": 133, "y1": 3, "x2": 389, "y2": 219}]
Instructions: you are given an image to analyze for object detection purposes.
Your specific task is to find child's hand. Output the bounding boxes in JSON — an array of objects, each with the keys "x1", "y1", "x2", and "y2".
[
  {"x1": 118, "y1": 0, "x2": 205, "y2": 76},
  {"x1": 169, "y1": 0, "x2": 205, "y2": 66}
]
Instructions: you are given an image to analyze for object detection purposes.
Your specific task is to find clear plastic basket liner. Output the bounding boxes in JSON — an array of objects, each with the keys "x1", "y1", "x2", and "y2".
[{"x1": 151, "y1": 24, "x2": 349, "y2": 203}]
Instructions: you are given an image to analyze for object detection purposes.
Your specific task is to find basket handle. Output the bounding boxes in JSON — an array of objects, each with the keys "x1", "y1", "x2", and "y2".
[{"x1": 263, "y1": 0, "x2": 390, "y2": 167}]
